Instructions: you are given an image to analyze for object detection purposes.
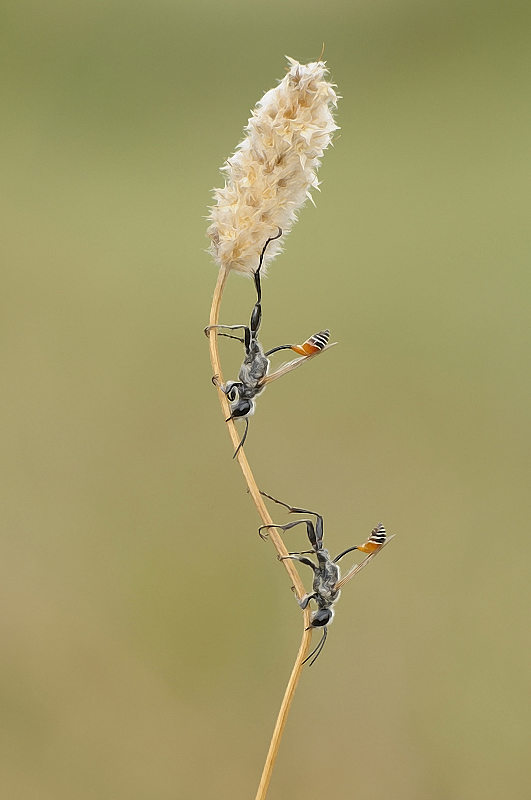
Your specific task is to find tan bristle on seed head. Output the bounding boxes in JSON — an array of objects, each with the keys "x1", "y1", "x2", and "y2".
[{"x1": 207, "y1": 57, "x2": 339, "y2": 276}]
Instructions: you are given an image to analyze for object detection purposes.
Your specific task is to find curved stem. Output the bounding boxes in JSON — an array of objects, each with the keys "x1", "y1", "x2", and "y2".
[
  {"x1": 252, "y1": 629, "x2": 312, "y2": 800},
  {"x1": 208, "y1": 266, "x2": 312, "y2": 800}
]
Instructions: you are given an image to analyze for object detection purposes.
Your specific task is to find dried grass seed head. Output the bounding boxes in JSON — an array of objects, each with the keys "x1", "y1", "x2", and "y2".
[{"x1": 208, "y1": 57, "x2": 339, "y2": 276}]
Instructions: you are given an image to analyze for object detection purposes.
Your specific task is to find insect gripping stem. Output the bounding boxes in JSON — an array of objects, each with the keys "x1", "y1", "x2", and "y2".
[{"x1": 208, "y1": 265, "x2": 315, "y2": 800}]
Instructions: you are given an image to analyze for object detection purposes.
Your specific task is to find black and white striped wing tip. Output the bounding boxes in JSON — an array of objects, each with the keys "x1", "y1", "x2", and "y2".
[
  {"x1": 334, "y1": 534, "x2": 395, "y2": 590},
  {"x1": 260, "y1": 342, "x2": 338, "y2": 387}
]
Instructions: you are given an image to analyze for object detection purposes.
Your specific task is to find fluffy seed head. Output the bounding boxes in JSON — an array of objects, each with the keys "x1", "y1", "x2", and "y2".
[{"x1": 207, "y1": 57, "x2": 339, "y2": 276}]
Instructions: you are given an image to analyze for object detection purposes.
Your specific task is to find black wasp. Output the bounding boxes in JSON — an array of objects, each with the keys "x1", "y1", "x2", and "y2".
[
  {"x1": 205, "y1": 228, "x2": 334, "y2": 457},
  {"x1": 259, "y1": 491, "x2": 390, "y2": 666}
]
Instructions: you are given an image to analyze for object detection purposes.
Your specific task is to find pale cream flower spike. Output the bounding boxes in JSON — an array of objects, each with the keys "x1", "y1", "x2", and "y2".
[{"x1": 207, "y1": 57, "x2": 339, "y2": 276}]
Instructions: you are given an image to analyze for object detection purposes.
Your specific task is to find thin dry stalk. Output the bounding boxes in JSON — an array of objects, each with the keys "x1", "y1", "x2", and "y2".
[
  {"x1": 207, "y1": 266, "x2": 314, "y2": 800},
  {"x1": 206, "y1": 58, "x2": 339, "y2": 794},
  {"x1": 208, "y1": 268, "x2": 393, "y2": 800}
]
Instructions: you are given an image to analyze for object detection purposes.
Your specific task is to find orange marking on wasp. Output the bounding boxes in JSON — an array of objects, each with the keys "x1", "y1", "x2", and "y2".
[
  {"x1": 291, "y1": 342, "x2": 321, "y2": 355},
  {"x1": 290, "y1": 329, "x2": 330, "y2": 356},
  {"x1": 355, "y1": 541, "x2": 382, "y2": 554},
  {"x1": 354, "y1": 523, "x2": 387, "y2": 554}
]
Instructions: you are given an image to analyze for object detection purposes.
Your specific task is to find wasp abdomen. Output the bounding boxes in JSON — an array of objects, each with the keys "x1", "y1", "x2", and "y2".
[
  {"x1": 357, "y1": 523, "x2": 387, "y2": 553},
  {"x1": 372, "y1": 523, "x2": 386, "y2": 543},
  {"x1": 291, "y1": 329, "x2": 330, "y2": 356}
]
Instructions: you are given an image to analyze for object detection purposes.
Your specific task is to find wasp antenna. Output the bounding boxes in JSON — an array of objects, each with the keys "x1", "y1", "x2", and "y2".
[
  {"x1": 302, "y1": 627, "x2": 328, "y2": 667},
  {"x1": 232, "y1": 418, "x2": 250, "y2": 459}
]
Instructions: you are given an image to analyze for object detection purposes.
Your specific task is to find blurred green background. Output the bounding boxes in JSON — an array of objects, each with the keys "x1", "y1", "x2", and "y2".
[{"x1": 1, "y1": 0, "x2": 530, "y2": 798}]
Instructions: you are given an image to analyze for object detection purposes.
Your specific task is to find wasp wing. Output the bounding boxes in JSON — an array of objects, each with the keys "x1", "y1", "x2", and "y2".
[
  {"x1": 334, "y1": 535, "x2": 395, "y2": 590},
  {"x1": 259, "y1": 342, "x2": 337, "y2": 387}
]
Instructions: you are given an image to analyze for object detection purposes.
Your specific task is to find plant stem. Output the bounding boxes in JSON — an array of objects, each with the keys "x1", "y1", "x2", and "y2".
[{"x1": 207, "y1": 266, "x2": 313, "y2": 800}]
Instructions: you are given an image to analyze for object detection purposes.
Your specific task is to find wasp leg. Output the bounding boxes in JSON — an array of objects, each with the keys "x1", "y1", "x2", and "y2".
[
  {"x1": 278, "y1": 554, "x2": 317, "y2": 572},
  {"x1": 249, "y1": 227, "x2": 283, "y2": 336},
  {"x1": 260, "y1": 492, "x2": 321, "y2": 520},
  {"x1": 258, "y1": 519, "x2": 318, "y2": 546},
  {"x1": 302, "y1": 627, "x2": 328, "y2": 667},
  {"x1": 298, "y1": 591, "x2": 318, "y2": 610},
  {"x1": 259, "y1": 492, "x2": 298, "y2": 512},
  {"x1": 333, "y1": 545, "x2": 359, "y2": 563},
  {"x1": 218, "y1": 333, "x2": 245, "y2": 343},
  {"x1": 249, "y1": 300, "x2": 262, "y2": 339},
  {"x1": 205, "y1": 324, "x2": 249, "y2": 338},
  {"x1": 253, "y1": 227, "x2": 282, "y2": 305},
  {"x1": 260, "y1": 492, "x2": 324, "y2": 548}
]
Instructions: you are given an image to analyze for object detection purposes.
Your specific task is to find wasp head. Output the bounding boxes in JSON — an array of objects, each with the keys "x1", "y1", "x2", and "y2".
[
  {"x1": 223, "y1": 382, "x2": 255, "y2": 420},
  {"x1": 310, "y1": 608, "x2": 334, "y2": 628}
]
